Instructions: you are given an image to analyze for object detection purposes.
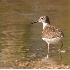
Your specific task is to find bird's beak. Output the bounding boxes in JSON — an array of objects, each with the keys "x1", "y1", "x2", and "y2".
[{"x1": 31, "y1": 21, "x2": 38, "y2": 24}]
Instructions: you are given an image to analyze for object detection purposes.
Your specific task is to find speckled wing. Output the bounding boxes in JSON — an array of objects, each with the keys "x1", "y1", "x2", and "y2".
[{"x1": 42, "y1": 25, "x2": 64, "y2": 39}]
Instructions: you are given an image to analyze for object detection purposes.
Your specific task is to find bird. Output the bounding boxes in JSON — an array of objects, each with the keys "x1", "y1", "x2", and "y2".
[{"x1": 31, "y1": 16, "x2": 64, "y2": 53}]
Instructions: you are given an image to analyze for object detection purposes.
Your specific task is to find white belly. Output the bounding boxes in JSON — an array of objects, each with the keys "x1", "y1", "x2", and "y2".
[{"x1": 42, "y1": 37, "x2": 62, "y2": 44}]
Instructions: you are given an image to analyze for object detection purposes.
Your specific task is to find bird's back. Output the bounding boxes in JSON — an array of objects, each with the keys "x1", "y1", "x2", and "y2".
[{"x1": 42, "y1": 25, "x2": 64, "y2": 39}]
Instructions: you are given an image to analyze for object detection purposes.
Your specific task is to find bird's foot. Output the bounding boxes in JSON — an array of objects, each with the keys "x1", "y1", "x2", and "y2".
[{"x1": 58, "y1": 49, "x2": 61, "y2": 51}]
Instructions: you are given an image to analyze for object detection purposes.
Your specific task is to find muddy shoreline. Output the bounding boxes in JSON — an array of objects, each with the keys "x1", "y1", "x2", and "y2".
[{"x1": 0, "y1": 59, "x2": 70, "y2": 69}]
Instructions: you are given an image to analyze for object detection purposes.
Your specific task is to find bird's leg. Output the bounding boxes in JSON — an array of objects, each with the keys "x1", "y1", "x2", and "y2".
[
  {"x1": 58, "y1": 41, "x2": 63, "y2": 51},
  {"x1": 47, "y1": 43, "x2": 50, "y2": 53},
  {"x1": 46, "y1": 43, "x2": 50, "y2": 59}
]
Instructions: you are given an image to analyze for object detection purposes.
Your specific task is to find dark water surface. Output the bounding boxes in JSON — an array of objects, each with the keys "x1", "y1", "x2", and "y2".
[{"x1": 0, "y1": 0, "x2": 70, "y2": 65}]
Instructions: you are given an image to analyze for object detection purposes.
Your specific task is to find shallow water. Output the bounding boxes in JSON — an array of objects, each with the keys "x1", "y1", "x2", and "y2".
[{"x1": 0, "y1": 0, "x2": 70, "y2": 66}]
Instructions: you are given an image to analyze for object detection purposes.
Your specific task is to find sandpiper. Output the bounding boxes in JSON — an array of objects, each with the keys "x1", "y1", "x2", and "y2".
[{"x1": 31, "y1": 16, "x2": 64, "y2": 53}]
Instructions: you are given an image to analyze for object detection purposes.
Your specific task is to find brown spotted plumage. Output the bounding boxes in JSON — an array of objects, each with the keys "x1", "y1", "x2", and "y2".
[{"x1": 42, "y1": 25, "x2": 64, "y2": 39}]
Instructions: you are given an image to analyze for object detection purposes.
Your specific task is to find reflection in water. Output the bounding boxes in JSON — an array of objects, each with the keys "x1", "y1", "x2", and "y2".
[
  {"x1": 0, "y1": 24, "x2": 24, "y2": 62},
  {"x1": 0, "y1": 23, "x2": 33, "y2": 62},
  {"x1": 2, "y1": 25, "x2": 23, "y2": 46},
  {"x1": 42, "y1": 50, "x2": 63, "y2": 65}
]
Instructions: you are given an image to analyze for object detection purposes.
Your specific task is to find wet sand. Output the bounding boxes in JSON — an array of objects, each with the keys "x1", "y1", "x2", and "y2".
[{"x1": 0, "y1": 59, "x2": 70, "y2": 69}]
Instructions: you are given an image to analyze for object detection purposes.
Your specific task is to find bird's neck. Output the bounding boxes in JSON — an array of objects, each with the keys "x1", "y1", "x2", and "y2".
[{"x1": 42, "y1": 22, "x2": 49, "y2": 29}]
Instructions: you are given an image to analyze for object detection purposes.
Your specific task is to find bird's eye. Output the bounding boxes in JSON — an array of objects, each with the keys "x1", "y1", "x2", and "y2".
[{"x1": 41, "y1": 18, "x2": 43, "y2": 19}]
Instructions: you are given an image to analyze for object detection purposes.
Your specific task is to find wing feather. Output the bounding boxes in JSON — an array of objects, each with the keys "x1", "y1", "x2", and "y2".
[{"x1": 42, "y1": 25, "x2": 64, "y2": 38}]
